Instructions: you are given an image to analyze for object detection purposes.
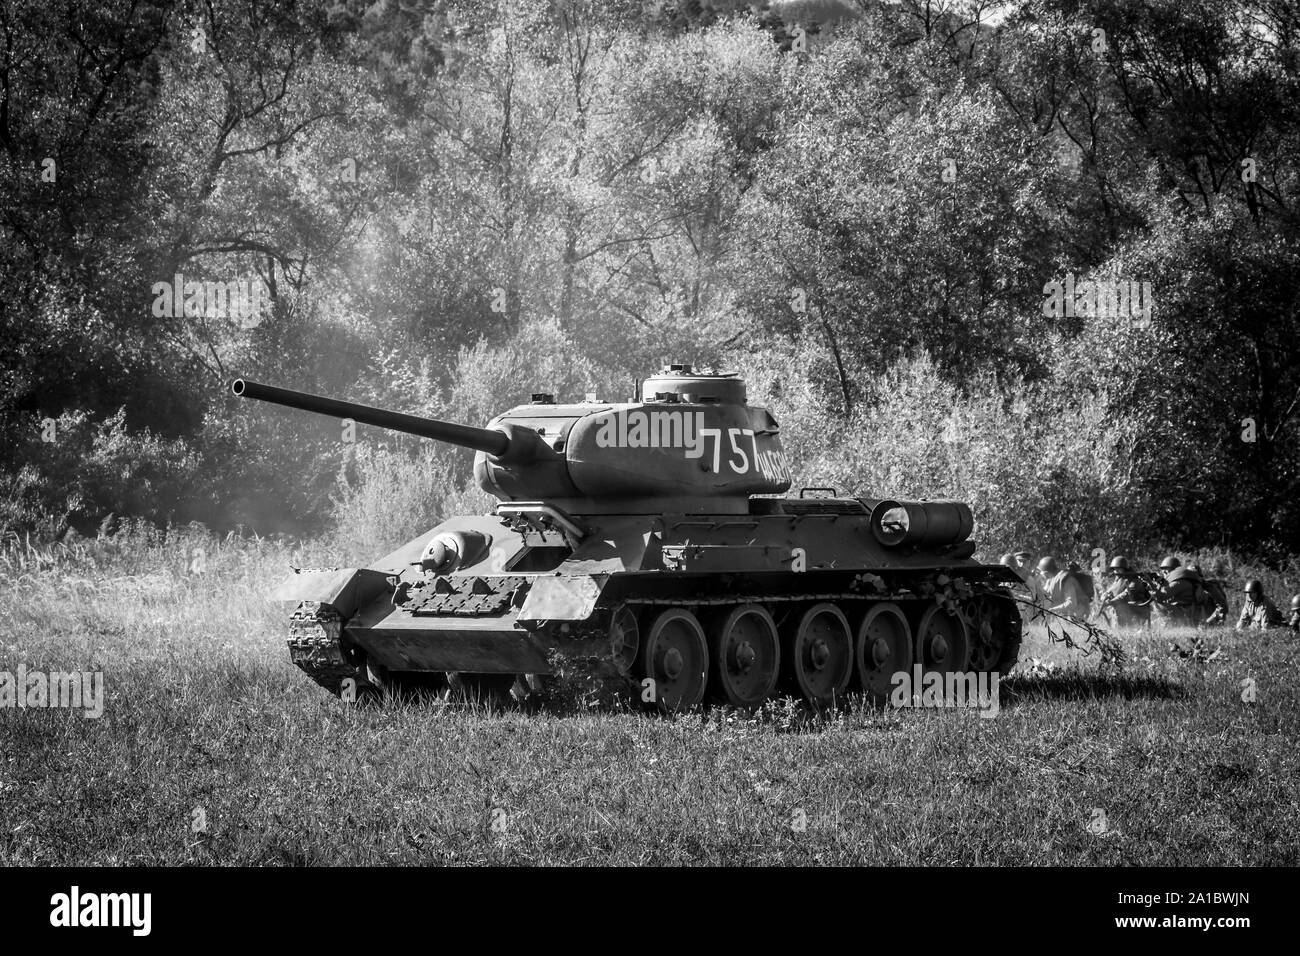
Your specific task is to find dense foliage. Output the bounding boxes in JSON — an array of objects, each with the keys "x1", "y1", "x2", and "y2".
[{"x1": 2, "y1": 0, "x2": 1298, "y2": 560}]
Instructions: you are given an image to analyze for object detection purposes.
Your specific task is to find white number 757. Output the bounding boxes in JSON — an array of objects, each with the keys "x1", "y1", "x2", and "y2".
[{"x1": 698, "y1": 427, "x2": 755, "y2": 473}]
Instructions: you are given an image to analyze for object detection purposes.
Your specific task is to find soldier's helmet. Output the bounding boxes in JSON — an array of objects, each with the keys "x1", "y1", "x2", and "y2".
[
  {"x1": 1244, "y1": 579, "x2": 1264, "y2": 596},
  {"x1": 1159, "y1": 556, "x2": 1181, "y2": 571},
  {"x1": 1037, "y1": 556, "x2": 1059, "y2": 576},
  {"x1": 1000, "y1": 553, "x2": 1016, "y2": 568},
  {"x1": 1290, "y1": 594, "x2": 1300, "y2": 611},
  {"x1": 1109, "y1": 556, "x2": 1130, "y2": 571}
]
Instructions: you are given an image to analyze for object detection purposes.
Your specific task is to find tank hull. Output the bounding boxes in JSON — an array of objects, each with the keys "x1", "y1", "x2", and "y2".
[{"x1": 276, "y1": 500, "x2": 1024, "y2": 708}]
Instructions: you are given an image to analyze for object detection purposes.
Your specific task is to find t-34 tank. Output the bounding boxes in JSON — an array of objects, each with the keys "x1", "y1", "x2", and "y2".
[{"x1": 232, "y1": 365, "x2": 1022, "y2": 710}]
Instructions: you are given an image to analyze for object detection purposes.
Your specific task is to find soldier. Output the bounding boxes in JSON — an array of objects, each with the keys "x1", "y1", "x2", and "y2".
[
  {"x1": 1013, "y1": 549, "x2": 1048, "y2": 613},
  {"x1": 1187, "y1": 563, "x2": 1228, "y2": 625},
  {"x1": 1148, "y1": 556, "x2": 1176, "y2": 609},
  {"x1": 1008, "y1": 550, "x2": 1049, "y2": 623},
  {"x1": 1098, "y1": 555, "x2": 1151, "y2": 627},
  {"x1": 1037, "y1": 556, "x2": 1090, "y2": 623},
  {"x1": 999, "y1": 552, "x2": 1042, "y2": 622},
  {"x1": 1000, "y1": 553, "x2": 1022, "y2": 589},
  {"x1": 1236, "y1": 580, "x2": 1284, "y2": 630},
  {"x1": 1288, "y1": 595, "x2": 1300, "y2": 632},
  {"x1": 1160, "y1": 561, "x2": 1216, "y2": 627}
]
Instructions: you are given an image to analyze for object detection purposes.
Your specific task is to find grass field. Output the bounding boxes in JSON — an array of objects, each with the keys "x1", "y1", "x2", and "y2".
[{"x1": 1, "y1": 530, "x2": 1297, "y2": 865}]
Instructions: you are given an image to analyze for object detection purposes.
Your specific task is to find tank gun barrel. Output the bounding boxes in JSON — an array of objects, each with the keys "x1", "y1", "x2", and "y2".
[{"x1": 231, "y1": 379, "x2": 510, "y2": 456}]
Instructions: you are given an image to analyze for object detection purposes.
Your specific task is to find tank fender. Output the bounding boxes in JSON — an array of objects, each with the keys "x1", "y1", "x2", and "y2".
[
  {"x1": 518, "y1": 574, "x2": 609, "y2": 622},
  {"x1": 270, "y1": 567, "x2": 393, "y2": 618},
  {"x1": 560, "y1": 523, "x2": 662, "y2": 574}
]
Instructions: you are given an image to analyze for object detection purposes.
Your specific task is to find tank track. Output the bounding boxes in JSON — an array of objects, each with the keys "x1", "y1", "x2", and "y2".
[{"x1": 287, "y1": 601, "x2": 365, "y2": 695}]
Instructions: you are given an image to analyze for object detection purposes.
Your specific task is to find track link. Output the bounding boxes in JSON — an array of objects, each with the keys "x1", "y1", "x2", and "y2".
[{"x1": 287, "y1": 601, "x2": 365, "y2": 695}]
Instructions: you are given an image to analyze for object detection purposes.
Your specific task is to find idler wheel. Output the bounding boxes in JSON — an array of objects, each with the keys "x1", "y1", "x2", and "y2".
[
  {"x1": 708, "y1": 604, "x2": 781, "y2": 708},
  {"x1": 639, "y1": 608, "x2": 709, "y2": 712},
  {"x1": 915, "y1": 605, "x2": 971, "y2": 675},
  {"x1": 855, "y1": 602, "x2": 914, "y2": 704},
  {"x1": 784, "y1": 603, "x2": 853, "y2": 708}
]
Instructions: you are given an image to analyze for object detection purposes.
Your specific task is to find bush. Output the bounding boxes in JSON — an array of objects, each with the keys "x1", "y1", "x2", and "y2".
[
  {"x1": 739, "y1": 349, "x2": 1155, "y2": 562},
  {"x1": 0, "y1": 409, "x2": 199, "y2": 537},
  {"x1": 329, "y1": 442, "x2": 492, "y2": 565},
  {"x1": 444, "y1": 316, "x2": 631, "y2": 427}
]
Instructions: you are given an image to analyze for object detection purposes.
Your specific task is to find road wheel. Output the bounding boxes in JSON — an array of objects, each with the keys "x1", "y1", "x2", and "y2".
[
  {"x1": 916, "y1": 605, "x2": 971, "y2": 675},
  {"x1": 856, "y1": 602, "x2": 913, "y2": 704},
  {"x1": 639, "y1": 608, "x2": 709, "y2": 712},
  {"x1": 964, "y1": 596, "x2": 1006, "y2": 672},
  {"x1": 708, "y1": 603, "x2": 780, "y2": 708},
  {"x1": 785, "y1": 602, "x2": 853, "y2": 708}
]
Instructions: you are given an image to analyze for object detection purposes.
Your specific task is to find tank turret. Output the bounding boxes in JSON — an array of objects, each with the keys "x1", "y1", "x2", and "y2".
[{"x1": 233, "y1": 365, "x2": 791, "y2": 514}]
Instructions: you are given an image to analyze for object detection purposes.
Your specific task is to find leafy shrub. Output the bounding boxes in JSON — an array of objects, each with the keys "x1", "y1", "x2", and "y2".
[
  {"x1": 741, "y1": 350, "x2": 1155, "y2": 561},
  {"x1": 0, "y1": 409, "x2": 199, "y2": 537},
  {"x1": 329, "y1": 443, "x2": 492, "y2": 564}
]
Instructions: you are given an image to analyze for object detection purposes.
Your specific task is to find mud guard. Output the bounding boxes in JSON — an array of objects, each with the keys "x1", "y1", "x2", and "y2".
[
  {"x1": 518, "y1": 574, "x2": 608, "y2": 622},
  {"x1": 270, "y1": 567, "x2": 393, "y2": 618}
]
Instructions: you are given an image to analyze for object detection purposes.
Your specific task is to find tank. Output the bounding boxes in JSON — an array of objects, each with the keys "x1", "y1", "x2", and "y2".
[{"x1": 231, "y1": 364, "x2": 1023, "y2": 710}]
